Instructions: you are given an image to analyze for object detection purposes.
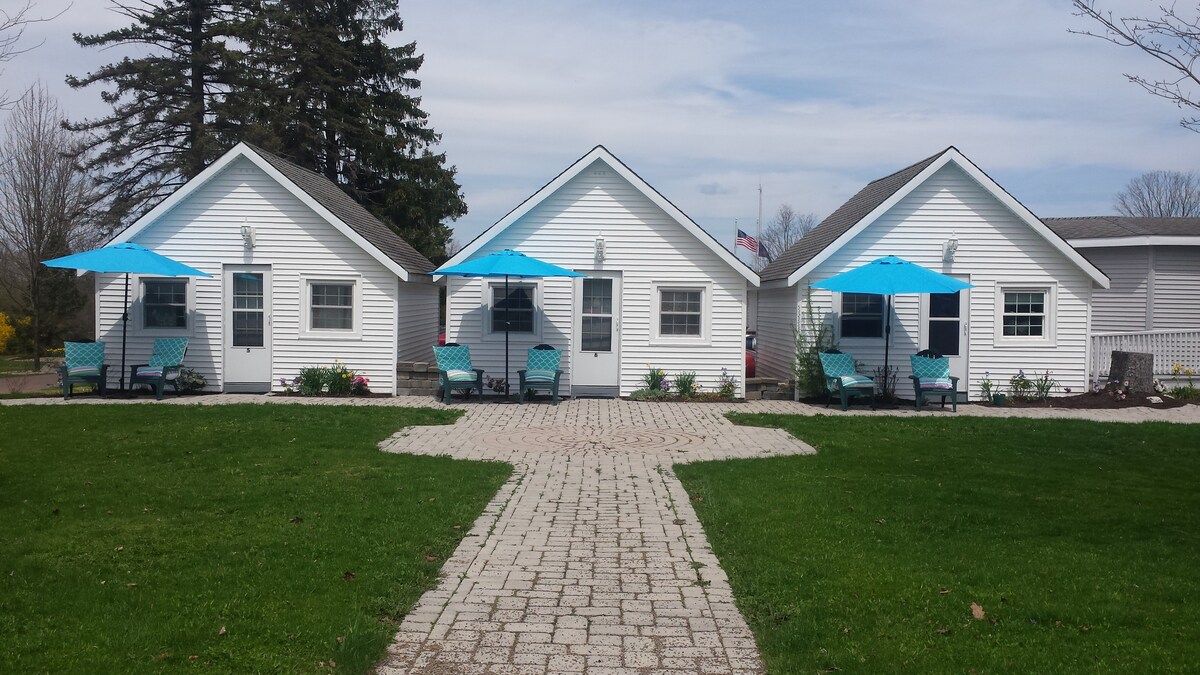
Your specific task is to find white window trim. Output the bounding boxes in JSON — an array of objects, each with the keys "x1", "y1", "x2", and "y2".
[
  {"x1": 136, "y1": 276, "x2": 195, "y2": 336},
  {"x1": 482, "y1": 280, "x2": 542, "y2": 341},
  {"x1": 300, "y1": 275, "x2": 362, "y2": 340},
  {"x1": 994, "y1": 283, "x2": 1056, "y2": 347},
  {"x1": 835, "y1": 291, "x2": 886, "y2": 345},
  {"x1": 652, "y1": 282, "x2": 711, "y2": 345}
]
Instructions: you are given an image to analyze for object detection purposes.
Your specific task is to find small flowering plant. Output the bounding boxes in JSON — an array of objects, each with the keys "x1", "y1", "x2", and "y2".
[
  {"x1": 716, "y1": 367, "x2": 738, "y2": 398},
  {"x1": 288, "y1": 361, "x2": 371, "y2": 396},
  {"x1": 643, "y1": 364, "x2": 669, "y2": 392},
  {"x1": 979, "y1": 371, "x2": 995, "y2": 402}
]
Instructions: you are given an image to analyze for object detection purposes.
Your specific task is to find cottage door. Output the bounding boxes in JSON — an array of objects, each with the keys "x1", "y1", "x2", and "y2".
[
  {"x1": 223, "y1": 266, "x2": 272, "y2": 392},
  {"x1": 921, "y1": 278, "x2": 969, "y2": 389},
  {"x1": 572, "y1": 272, "x2": 621, "y2": 397}
]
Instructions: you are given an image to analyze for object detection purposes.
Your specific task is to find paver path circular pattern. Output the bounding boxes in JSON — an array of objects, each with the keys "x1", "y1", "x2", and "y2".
[{"x1": 7, "y1": 394, "x2": 1198, "y2": 674}]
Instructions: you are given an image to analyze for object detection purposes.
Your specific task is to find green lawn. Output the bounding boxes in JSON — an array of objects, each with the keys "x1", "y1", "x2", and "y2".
[
  {"x1": 0, "y1": 356, "x2": 35, "y2": 375},
  {"x1": 0, "y1": 404, "x2": 511, "y2": 673},
  {"x1": 676, "y1": 414, "x2": 1200, "y2": 674}
]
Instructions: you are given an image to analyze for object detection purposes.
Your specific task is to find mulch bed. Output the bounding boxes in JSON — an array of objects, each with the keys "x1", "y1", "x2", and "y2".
[{"x1": 998, "y1": 392, "x2": 1190, "y2": 410}]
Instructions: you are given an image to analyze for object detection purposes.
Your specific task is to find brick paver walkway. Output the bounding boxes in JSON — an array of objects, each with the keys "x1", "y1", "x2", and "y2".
[{"x1": 375, "y1": 400, "x2": 813, "y2": 674}]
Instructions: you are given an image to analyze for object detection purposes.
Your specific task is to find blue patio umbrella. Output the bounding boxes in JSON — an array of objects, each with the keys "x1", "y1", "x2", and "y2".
[
  {"x1": 43, "y1": 243, "x2": 211, "y2": 392},
  {"x1": 434, "y1": 249, "x2": 584, "y2": 396},
  {"x1": 812, "y1": 256, "x2": 972, "y2": 393}
]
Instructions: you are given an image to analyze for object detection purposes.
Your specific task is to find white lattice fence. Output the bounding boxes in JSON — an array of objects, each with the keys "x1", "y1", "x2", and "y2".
[{"x1": 1091, "y1": 330, "x2": 1200, "y2": 381}]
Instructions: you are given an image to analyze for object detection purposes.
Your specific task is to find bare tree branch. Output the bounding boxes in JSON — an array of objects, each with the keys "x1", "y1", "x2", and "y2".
[
  {"x1": 0, "y1": 2, "x2": 69, "y2": 109},
  {"x1": 1114, "y1": 170, "x2": 1200, "y2": 217},
  {"x1": 754, "y1": 203, "x2": 818, "y2": 272},
  {"x1": 1071, "y1": 0, "x2": 1200, "y2": 132}
]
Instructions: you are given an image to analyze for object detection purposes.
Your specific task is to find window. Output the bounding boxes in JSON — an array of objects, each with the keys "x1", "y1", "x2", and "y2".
[
  {"x1": 310, "y1": 282, "x2": 354, "y2": 330},
  {"x1": 491, "y1": 284, "x2": 535, "y2": 333},
  {"x1": 1002, "y1": 290, "x2": 1045, "y2": 337},
  {"x1": 841, "y1": 293, "x2": 883, "y2": 338},
  {"x1": 143, "y1": 279, "x2": 188, "y2": 329},
  {"x1": 659, "y1": 288, "x2": 703, "y2": 336}
]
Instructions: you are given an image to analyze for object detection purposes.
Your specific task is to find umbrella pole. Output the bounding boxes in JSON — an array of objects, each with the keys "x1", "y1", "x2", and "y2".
[
  {"x1": 882, "y1": 295, "x2": 892, "y2": 400},
  {"x1": 504, "y1": 274, "x2": 510, "y2": 398},
  {"x1": 120, "y1": 272, "x2": 130, "y2": 392}
]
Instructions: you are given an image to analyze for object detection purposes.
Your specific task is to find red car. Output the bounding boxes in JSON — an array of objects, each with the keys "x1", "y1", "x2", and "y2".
[{"x1": 746, "y1": 333, "x2": 757, "y2": 378}]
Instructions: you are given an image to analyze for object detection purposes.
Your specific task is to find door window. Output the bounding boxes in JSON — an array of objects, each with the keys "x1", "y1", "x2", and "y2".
[
  {"x1": 927, "y1": 291, "x2": 960, "y2": 356},
  {"x1": 232, "y1": 273, "x2": 264, "y2": 347},
  {"x1": 581, "y1": 278, "x2": 613, "y2": 352}
]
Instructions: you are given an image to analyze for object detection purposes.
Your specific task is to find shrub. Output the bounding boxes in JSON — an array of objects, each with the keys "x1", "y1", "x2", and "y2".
[
  {"x1": 297, "y1": 366, "x2": 326, "y2": 396},
  {"x1": 1008, "y1": 370, "x2": 1033, "y2": 399},
  {"x1": 0, "y1": 312, "x2": 13, "y2": 354},
  {"x1": 793, "y1": 284, "x2": 836, "y2": 398},
  {"x1": 716, "y1": 368, "x2": 738, "y2": 398},
  {"x1": 630, "y1": 387, "x2": 672, "y2": 401},
  {"x1": 178, "y1": 367, "x2": 207, "y2": 392},
  {"x1": 326, "y1": 361, "x2": 354, "y2": 396},
  {"x1": 642, "y1": 364, "x2": 668, "y2": 392}
]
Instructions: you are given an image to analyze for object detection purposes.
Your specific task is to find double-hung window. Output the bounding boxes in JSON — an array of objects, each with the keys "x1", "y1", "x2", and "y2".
[
  {"x1": 1001, "y1": 290, "x2": 1046, "y2": 338},
  {"x1": 654, "y1": 286, "x2": 707, "y2": 342},
  {"x1": 840, "y1": 293, "x2": 883, "y2": 339},
  {"x1": 142, "y1": 279, "x2": 188, "y2": 330},
  {"x1": 302, "y1": 276, "x2": 360, "y2": 337},
  {"x1": 491, "y1": 284, "x2": 535, "y2": 334}
]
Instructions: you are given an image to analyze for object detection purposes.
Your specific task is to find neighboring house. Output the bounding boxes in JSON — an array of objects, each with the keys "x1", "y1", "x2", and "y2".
[
  {"x1": 1042, "y1": 216, "x2": 1200, "y2": 380},
  {"x1": 1041, "y1": 217, "x2": 1200, "y2": 332},
  {"x1": 756, "y1": 147, "x2": 1110, "y2": 398},
  {"x1": 101, "y1": 142, "x2": 439, "y2": 394},
  {"x1": 441, "y1": 145, "x2": 759, "y2": 397}
]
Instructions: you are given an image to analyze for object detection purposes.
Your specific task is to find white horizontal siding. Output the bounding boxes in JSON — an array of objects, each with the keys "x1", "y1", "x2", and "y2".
[
  {"x1": 767, "y1": 163, "x2": 1096, "y2": 398},
  {"x1": 95, "y1": 156, "x2": 423, "y2": 393},
  {"x1": 1083, "y1": 247, "x2": 1149, "y2": 332},
  {"x1": 397, "y1": 280, "x2": 439, "y2": 364},
  {"x1": 448, "y1": 159, "x2": 747, "y2": 397},
  {"x1": 1153, "y1": 246, "x2": 1200, "y2": 330},
  {"x1": 755, "y1": 286, "x2": 799, "y2": 380}
]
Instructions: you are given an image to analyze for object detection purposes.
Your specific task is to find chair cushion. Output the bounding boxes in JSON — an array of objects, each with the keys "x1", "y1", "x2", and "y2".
[
  {"x1": 526, "y1": 348, "x2": 561, "y2": 372},
  {"x1": 838, "y1": 374, "x2": 875, "y2": 389},
  {"x1": 911, "y1": 355, "x2": 951, "y2": 379},
  {"x1": 434, "y1": 345, "x2": 473, "y2": 372},
  {"x1": 136, "y1": 366, "x2": 164, "y2": 378},
  {"x1": 148, "y1": 338, "x2": 189, "y2": 367},
  {"x1": 445, "y1": 369, "x2": 478, "y2": 383},
  {"x1": 819, "y1": 352, "x2": 856, "y2": 378},
  {"x1": 524, "y1": 369, "x2": 557, "y2": 383},
  {"x1": 67, "y1": 365, "x2": 101, "y2": 377},
  {"x1": 65, "y1": 342, "x2": 105, "y2": 370},
  {"x1": 920, "y1": 377, "x2": 955, "y2": 390}
]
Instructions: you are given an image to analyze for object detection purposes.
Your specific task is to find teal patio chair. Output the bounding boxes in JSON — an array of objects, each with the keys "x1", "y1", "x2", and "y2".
[
  {"x1": 61, "y1": 341, "x2": 108, "y2": 400},
  {"x1": 129, "y1": 337, "x2": 189, "y2": 400},
  {"x1": 518, "y1": 344, "x2": 563, "y2": 404},
  {"x1": 432, "y1": 343, "x2": 484, "y2": 403},
  {"x1": 818, "y1": 349, "x2": 876, "y2": 411},
  {"x1": 909, "y1": 349, "x2": 959, "y2": 412}
]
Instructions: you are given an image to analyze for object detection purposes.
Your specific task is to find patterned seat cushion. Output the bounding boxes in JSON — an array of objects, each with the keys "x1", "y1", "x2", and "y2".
[
  {"x1": 838, "y1": 374, "x2": 875, "y2": 389},
  {"x1": 67, "y1": 365, "x2": 102, "y2": 377},
  {"x1": 136, "y1": 366, "x2": 164, "y2": 378},
  {"x1": 911, "y1": 355, "x2": 951, "y2": 379},
  {"x1": 445, "y1": 369, "x2": 478, "y2": 383},
  {"x1": 524, "y1": 369, "x2": 557, "y2": 383},
  {"x1": 433, "y1": 345, "x2": 473, "y2": 372},
  {"x1": 921, "y1": 377, "x2": 955, "y2": 390}
]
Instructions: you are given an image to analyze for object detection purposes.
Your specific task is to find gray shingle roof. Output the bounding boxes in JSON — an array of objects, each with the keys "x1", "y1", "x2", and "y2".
[
  {"x1": 1042, "y1": 216, "x2": 1200, "y2": 240},
  {"x1": 759, "y1": 148, "x2": 950, "y2": 282},
  {"x1": 245, "y1": 144, "x2": 435, "y2": 275}
]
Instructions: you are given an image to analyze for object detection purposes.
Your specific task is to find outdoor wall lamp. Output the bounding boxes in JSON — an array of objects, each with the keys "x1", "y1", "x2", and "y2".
[
  {"x1": 594, "y1": 236, "x2": 606, "y2": 262},
  {"x1": 943, "y1": 234, "x2": 959, "y2": 262},
  {"x1": 241, "y1": 224, "x2": 256, "y2": 249}
]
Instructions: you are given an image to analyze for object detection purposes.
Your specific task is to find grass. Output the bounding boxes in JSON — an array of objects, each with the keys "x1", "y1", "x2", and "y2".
[
  {"x1": 676, "y1": 414, "x2": 1200, "y2": 674},
  {"x1": 0, "y1": 356, "x2": 36, "y2": 376},
  {"x1": 0, "y1": 404, "x2": 511, "y2": 673}
]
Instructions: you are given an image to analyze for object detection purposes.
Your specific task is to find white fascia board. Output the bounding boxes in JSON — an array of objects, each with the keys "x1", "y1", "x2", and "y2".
[
  {"x1": 786, "y1": 149, "x2": 1111, "y2": 290},
  {"x1": 441, "y1": 146, "x2": 760, "y2": 287},
  {"x1": 110, "y1": 143, "x2": 411, "y2": 282},
  {"x1": 1069, "y1": 236, "x2": 1200, "y2": 248}
]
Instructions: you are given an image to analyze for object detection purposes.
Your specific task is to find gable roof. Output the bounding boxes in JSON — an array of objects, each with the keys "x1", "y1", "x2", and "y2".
[
  {"x1": 1043, "y1": 216, "x2": 1200, "y2": 246},
  {"x1": 760, "y1": 147, "x2": 1109, "y2": 289},
  {"x1": 111, "y1": 142, "x2": 434, "y2": 279},
  {"x1": 759, "y1": 150, "x2": 944, "y2": 282},
  {"x1": 443, "y1": 145, "x2": 759, "y2": 286}
]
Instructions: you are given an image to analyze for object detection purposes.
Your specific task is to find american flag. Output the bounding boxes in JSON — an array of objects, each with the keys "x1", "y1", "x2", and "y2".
[{"x1": 736, "y1": 229, "x2": 771, "y2": 260}]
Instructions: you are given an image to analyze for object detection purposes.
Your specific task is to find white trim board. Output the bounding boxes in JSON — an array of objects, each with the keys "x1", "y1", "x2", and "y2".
[{"x1": 1068, "y1": 235, "x2": 1200, "y2": 248}]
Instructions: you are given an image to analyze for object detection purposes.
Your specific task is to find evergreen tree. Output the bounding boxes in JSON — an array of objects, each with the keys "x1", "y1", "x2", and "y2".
[
  {"x1": 250, "y1": 0, "x2": 466, "y2": 261},
  {"x1": 66, "y1": 1, "x2": 254, "y2": 233}
]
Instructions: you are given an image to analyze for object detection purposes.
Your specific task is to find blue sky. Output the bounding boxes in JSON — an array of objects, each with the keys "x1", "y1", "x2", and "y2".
[{"x1": 4, "y1": 0, "x2": 1197, "y2": 249}]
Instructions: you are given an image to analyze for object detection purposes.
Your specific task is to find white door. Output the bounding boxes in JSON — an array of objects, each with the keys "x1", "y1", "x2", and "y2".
[
  {"x1": 572, "y1": 272, "x2": 621, "y2": 397},
  {"x1": 921, "y1": 280, "x2": 969, "y2": 387},
  {"x1": 224, "y1": 266, "x2": 272, "y2": 392}
]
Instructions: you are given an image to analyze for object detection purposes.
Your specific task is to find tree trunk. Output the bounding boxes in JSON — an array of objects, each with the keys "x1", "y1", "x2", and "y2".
[{"x1": 1108, "y1": 351, "x2": 1154, "y2": 393}]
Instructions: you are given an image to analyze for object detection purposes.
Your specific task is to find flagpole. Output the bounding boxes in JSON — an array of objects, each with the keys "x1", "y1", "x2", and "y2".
[{"x1": 756, "y1": 184, "x2": 762, "y2": 248}]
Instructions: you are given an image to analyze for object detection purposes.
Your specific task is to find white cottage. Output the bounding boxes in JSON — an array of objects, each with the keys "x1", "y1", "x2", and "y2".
[
  {"x1": 441, "y1": 146, "x2": 758, "y2": 397},
  {"x1": 757, "y1": 147, "x2": 1110, "y2": 398},
  {"x1": 100, "y1": 142, "x2": 439, "y2": 394}
]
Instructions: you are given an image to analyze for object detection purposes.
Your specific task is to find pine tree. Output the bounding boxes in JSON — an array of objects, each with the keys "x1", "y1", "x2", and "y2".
[
  {"x1": 250, "y1": 0, "x2": 466, "y2": 261},
  {"x1": 66, "y1": 1, "x2": 254, "y2": 233}
]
